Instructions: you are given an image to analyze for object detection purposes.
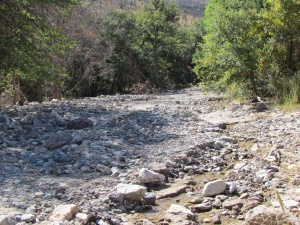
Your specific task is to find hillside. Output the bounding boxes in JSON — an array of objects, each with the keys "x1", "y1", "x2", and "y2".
[{"x1": 141, "y1": 0, "x2": 210, "y2": 17}]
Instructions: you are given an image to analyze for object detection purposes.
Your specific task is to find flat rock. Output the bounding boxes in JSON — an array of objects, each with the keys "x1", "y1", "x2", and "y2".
[
  {"x1": 49, "y1": 204, "x2": 80, "y2": 221},
  {"x1": 75, "y1": 213, "x2": 91, "y2": 225},
  {"x1": 202, "y1": 180, "x2": 226, "y2": 197},
  {"x1": 156, "y1": 184, "x2": 188, "y2": 199},
  {"x1": 193, "y1": 202, "x2": 212, "y2": 211},
  {"x1": 20, "y1": 214, "x2": 35, "y2": 222}
]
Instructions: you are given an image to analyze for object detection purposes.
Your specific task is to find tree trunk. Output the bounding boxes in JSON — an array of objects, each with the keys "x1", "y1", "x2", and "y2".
[
  {"x1": 250, "y1": 71, "x2": 258, "y2": 97},
  {"x1": 36, "y1": 81, "x2": 43, "y2": 103},
  {"x1": 13, "y1": 72, "x2": 21, "y2": 105}
]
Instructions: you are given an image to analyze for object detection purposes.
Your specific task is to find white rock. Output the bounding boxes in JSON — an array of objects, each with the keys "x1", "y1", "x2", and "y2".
[
  {"x1": 116, "y1": 184, "x2": 147, "y2": 201},
  {"x1": 202, "y1": 179, "x2": 226, "y2": 197},
  {"x1": 49, "y1": 204, "x2": 80, "y2": 221},
  {"x1": 272, "y1": 200, "x2": 300, "y2": 209},
  {"x1": 166, "y1": 204, "x2": 194, "y2": 217},
  {"x1": 139, "y1": 168, "x2": 165, "y2": 184},
  {"x1": 21, "y1": 214, "x2": 35, "y2": 222}
]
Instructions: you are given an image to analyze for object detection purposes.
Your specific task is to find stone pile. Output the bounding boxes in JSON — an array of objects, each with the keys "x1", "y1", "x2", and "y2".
[{"x1": 0, "y1": 87, "x2": 299, "y2": 224}]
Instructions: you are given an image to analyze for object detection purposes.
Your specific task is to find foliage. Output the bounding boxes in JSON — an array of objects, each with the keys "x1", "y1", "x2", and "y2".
[
  {"x1": 0, "y1": 0, "x2": 77, "y2": 102},
  {"x1": 194, "y1": 0, "x2": 300, "y2": 102}
]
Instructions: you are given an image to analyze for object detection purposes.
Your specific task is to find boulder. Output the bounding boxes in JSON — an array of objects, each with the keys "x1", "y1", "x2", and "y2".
[
  {"x1": 166, "y1": 204, "x2": 194, "y2": 218},
  {"x1": 139, "y1": 168, "x2": 165, "y2": 184},
  {"x1": 202, "y1": 179, "x2": 226, "y2": 197}
]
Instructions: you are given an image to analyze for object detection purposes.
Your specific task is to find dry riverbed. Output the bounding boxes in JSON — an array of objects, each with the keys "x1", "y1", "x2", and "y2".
[{"x1": 0, "y1": 87, "x2": 300, "y2": 225}]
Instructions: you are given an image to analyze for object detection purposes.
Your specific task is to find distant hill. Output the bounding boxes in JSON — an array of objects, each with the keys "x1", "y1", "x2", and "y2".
[{"x1": 140, "y1": 0, "x2": 210, "y2": 17}]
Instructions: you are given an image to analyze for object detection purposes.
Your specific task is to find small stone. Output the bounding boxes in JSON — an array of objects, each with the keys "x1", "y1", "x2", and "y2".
[
  {"x1": 221, "y1": 137, "x2": 237, "y2": 144},
  {"x1": 240, "y1": 193, "x2": 249, "y2": 199},
  {"x1": 67, "y1": 117, "x2": 93, "y2": 130}
]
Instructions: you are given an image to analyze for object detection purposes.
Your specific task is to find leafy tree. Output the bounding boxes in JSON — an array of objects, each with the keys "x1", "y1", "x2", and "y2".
[
  {"x1": 0, "y1": 0, "x2": 77, "y2": 103},
  {"x1": 135, "y1": 0, "x2": 183, "y2": 87}
]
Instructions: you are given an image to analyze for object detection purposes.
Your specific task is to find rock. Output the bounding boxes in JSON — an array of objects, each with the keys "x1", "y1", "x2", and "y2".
[
  {"x1": 202, "y1": 179, "x2": 226, "y2": 197},
  {"x1": 108, "y1": 192, "x2": 124, "y2": 202},
  {"x1": 20, "y1": 214, "x2": 35, "y2": 222},
  {"x1": 0, "y1": 215, "x2": 17, "y2": 225},
  {"x1": 212, "y1": 199, "x2": 222, "y2": 208},
  {"x1": 96, "y1": 164, "x2": 111, "y2": 175},
  {"x1": 44, "y1": 131, "x2": 73, "y2": 149},
  {"x1": 189, "y1": 196, "x2": 204, "y2": 204},
  {"x1": 143, "y1": 192, "x2": 156, "y2": 205},
  {"x1": 245, "y1": 205, "x2": 293, "y2": 225},
  {"x1": 115, "y1": 184, "x2": 147, "y2": 201},
  {"x1": 221, "y1": 137, "x2": 237, "y2": 144},
  {"x1": 222, "y1": 199, "x2": 243, "y2": 210},
  {"x1": 166, "y1": 204, "x2": 194, "y2": 218},
  {"x1": 156, "y1": 184, "x2": 188, "y2": 199},
  {"x1": 67, "y1": 117, "x2": 93, "y2": 130},
  {"x1": 142, "y1": 219, "x2": 155, "y2": 225},
  {"x1": 75, "y1": 213, "x2": 91, "y2": 225},
  {"x1": 272, "y1": 200, "x2": 300, "y2": 209},
  {"x1": 49, "y1": 204, "x2": 80, "y2": 221},
  {"x1": 193, "y1": 202, "x2": 212, "y2": 211},
  {"x1": 139, "y1": 168, "x2": 165, "y2": 184}
]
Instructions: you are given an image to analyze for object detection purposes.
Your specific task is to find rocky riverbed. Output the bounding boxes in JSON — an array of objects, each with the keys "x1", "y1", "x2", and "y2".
[{"x1": 0, "y1": 87, "x2": 299, "y2": 225}]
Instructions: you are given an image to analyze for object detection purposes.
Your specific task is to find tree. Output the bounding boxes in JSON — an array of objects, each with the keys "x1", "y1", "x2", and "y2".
[
  {"x1": 194, "y1": 0, "x2": 266, "y2": 97},
  {"x1": 135, "y1": 0, "x2": 182, "y2": 87},
  {"x1": 0, "y1": 0, "x2": 77, "y2": 103}
]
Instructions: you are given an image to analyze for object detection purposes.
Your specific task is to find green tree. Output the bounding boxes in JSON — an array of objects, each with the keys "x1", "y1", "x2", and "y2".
[
  {"x1": 135, "y1": 0, "x2": 182, "y2": 87},
  {"x1": 0, "y1": 0, "x2": 77, "y2": 103},
  {"x1": 194, "y1": 0, "x2": 266, "y2": 97}
]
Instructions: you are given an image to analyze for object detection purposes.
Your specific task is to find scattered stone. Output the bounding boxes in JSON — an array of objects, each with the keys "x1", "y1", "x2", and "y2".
[{"x1": 203, "y1": 180, "x2": 226, "y2": 197}]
